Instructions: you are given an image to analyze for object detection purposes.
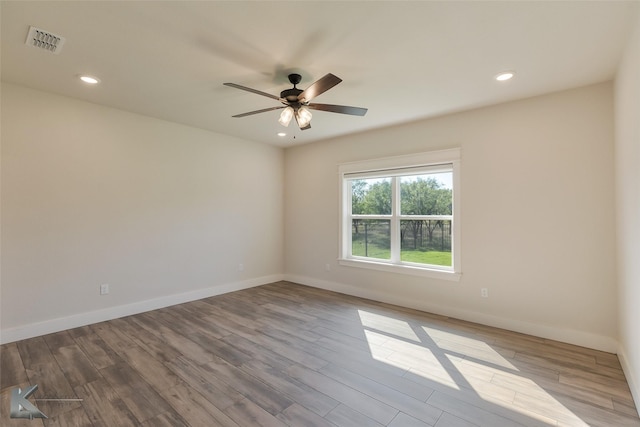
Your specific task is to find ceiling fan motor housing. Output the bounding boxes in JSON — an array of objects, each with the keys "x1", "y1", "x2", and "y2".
[
  {"x1": 288, "y1": 73, "x2": 302, "y2": 85},
  {"x1": 281, "y1": 88, "x2": 303, "y2": 103},
  {"x1": 281, "y1": 74, "x2": 304, "y2": 103}
]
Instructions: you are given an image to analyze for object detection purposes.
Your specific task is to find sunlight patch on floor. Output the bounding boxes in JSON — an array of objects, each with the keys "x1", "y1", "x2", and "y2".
[
  {"x1": 363, "y1": 329, "x2": 460, "y2": 390},
  {"x1": 357, "y1": 310, "x2": 420, "y2": 341},
  {"x1": 358, "y1": 310, "x2": 589, "y2": 427},
  {"x1": 456, "y1": 357, "x2": 588, "y2": 426},
  {"x1": 422, "y1": 326, "x2": 518, "y2": 370}
]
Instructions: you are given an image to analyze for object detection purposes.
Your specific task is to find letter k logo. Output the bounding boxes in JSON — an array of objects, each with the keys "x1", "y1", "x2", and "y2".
[{"x1": 10, "y1": 384, "x2": 48, "y2": 419}]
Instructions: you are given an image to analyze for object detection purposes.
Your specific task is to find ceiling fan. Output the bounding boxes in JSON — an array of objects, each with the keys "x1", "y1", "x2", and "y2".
[{"x1": 224, "y1": 73, "x2": 367, "y2": 130}]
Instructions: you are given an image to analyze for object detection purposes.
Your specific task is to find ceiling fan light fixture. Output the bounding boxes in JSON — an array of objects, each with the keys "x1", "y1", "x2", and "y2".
[
  {"x1": 278, "y1": 106, "x2": 294, "y2": 127},
  {"x1": 296, "y1": 106, "x2": 312, "y2": 128}
]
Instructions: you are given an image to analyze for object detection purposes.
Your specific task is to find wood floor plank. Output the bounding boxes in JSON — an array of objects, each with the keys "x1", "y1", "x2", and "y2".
[
  {"x1": 316, "y1": 352, "x2": 435, "y2": 402},
  {"x1": 286, "y1": 363, "x2": 399, "y2": 425},
  {"x1": 72, "y1": 333, "x2": 121, "y2": 370},
  {"x1": 534, "y1": 391, "x2": 640, "y2": 427},
  {"x1": 138, "y1": 411, "x2": 188, "y2": 427},
  {"x1": 240, "y1": 358, "x2": 340, "y2": 417},
  {"x1": 261, "y1": 302, "x2": 318, "y2": 323},
  {"x1": 1, "y1": 281, "x2": 638, "y2": 427},
  {"x1": 164, "y1": 303, "x2": 234, "y2": 340},
  {"x1": 74, "y1": 378, "x2": 138, "y2": 427},
  {"x1": 312, "y1": 324, "x2": 393, "y2": 356},
  {"x1": 405, "y1": 369, "x2": 555, "y2": 427},
  {"x1": 320, "y1": 362, "x2": 443, "y2": 425},
  {"x1": 491, "y1": 369, "x2": 615, "y2": 411},
  {"x1": 427, "y1": 390, "x2": 549, "y2": 427},
  {"x1": 292, "y1": 327, "x2": 395, "y2": 372},
  {"x1": 223, "y1": 397, "x2": 289, "y2": 427},
  {"x1": 160, "y1": 382, "x2": 241, "y2": 427},
  {"x1": 43, "y1": 331, "x2": 76, "y2": 351},
  {"x1": 50, "y1": 344, "x2": 101, "y2": 389},
  {"x1": 43, "y1": 406, "x2": 93, "y2": 427},
  {"x1": 166, "y1": 355, "x2": 245, "y2": 411},
  {"x1": 256, "y1": 326, "x2": 334, "y2": 367},
  {"x1": 388, "y1": 412, "x2": 439, "y2": 427},
  {"x1": 615, "y1": 397, "x2": 640, "y2": 418},
  {"x1": 112, "y1": 317, "x2": 182, "y2": 363},
  {"x1": 89, "y1": 321, "x2": 138, "y2": 356},
  {"x1": 16, "y1": 337, "x2": 54, "y2": 367},
  {"x1": 130, "y1": 313, "x2": 215, "y2": 365},
  {"x1": 207, "y1": 310, "x2": 329, "y2": 370},
  {"x1": 117, "y1": 346, "x2": 183, "y2": 392},
  {"x1": 23, "y1": 362, "x2": 83, "y2": 419},
  {"x1": 220, "y1": 332, "x2": 302, "y2": 372},
  {"x1": 196, "y1": 335, "x2": 253, "y2": 367},
  {"x1": 201, "y1": 356, "x2": 294, "y2": 416},
  {"x1": 259, "y1": 316, "x2": 324, "y2": 344},
  {"x1": 514, "y1": 346, "x2": 626, "y2": 381},
  {"x1": 66, "y1": 325, "x2": 92, "y2": 339},
  {"x1": 99, "y1": 362, "x2": 177, "y2": 424},
  {"x1": 276, "y1": 403, "x2": 338, "y2": 427},
  {"x1": 559, "y1": 371, "x2": 634, "y2": 401},
  {"x1": 433, "y1": 412, "x2": 479, "y2": 427},
  {"x1": 323, "y1": 403, "x2": 385, "y2": 427},
  {"x1": 0, "y1": 343, "x2": 28, "y2": 391}
]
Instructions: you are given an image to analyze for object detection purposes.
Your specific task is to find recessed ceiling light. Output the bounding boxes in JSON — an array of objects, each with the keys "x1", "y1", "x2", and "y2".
[
  {"x1": 79, "y1": 75, "x2": 100, "y2": 84},
  {"x1": 277, "y1": 132, "x2": 286, "y2": 137},
  {"x1": 495, "y1": 71, "x2": 515, "y2": 82}
]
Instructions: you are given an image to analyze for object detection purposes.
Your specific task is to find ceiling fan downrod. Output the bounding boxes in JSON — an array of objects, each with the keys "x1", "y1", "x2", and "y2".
[{"x1": 280, "y1": 74, "x2": 303, "y2": 102}]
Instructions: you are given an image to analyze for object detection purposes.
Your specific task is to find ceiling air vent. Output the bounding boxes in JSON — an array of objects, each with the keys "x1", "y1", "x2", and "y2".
[{"x1": 25, "y1": 26, "x2": 65, "y2": 54}]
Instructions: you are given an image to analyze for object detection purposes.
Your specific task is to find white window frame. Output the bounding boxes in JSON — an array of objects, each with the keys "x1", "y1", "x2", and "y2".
[{"x1": 338, "y1": 148, "x2": 461, "y2": 281}]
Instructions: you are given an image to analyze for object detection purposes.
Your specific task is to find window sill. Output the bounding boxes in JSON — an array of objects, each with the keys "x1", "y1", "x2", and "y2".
[{"x1": 338, "y1": 258, "x2": 462, "y2": 282}]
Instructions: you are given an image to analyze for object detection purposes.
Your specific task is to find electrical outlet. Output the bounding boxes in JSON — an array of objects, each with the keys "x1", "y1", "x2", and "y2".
[
  {"x1": 238, "y1": 263, "x2": 244, "y2": 272},
  {"x1": 325, "y1": 263, "x2": 331, "y2": 271},
  {"x1": 481, "y1": 288, "x2": 489, "y2": 298},
  {"x1": 100, "y1": 284, "x2": 109, "y2": 295}
]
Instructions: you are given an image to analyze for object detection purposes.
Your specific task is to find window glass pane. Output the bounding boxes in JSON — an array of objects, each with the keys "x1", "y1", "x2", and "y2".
[
  {"x1": 400, "y1": 172, "x2": 452, "y2": 215},
  {"x1": 352, "y1": 219, "x2": 391, "y2": 260},
  {"x1": 401, "y1": 219, "x2": 452, "y2": 267},
  {"x1": 350, "y1": 178, "x2": 392, "y2": 215}
]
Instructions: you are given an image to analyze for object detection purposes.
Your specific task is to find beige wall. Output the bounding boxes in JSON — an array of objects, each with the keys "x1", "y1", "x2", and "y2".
[
  {"x1": 0, "y1": 83, "x2": 284, "y2": 342},
  {"x1": 616, "y1": 7, "x2": 640, "y2": 406},
  {"x1": 285, "y1": 82, "x2": 617, "y2": 351}
]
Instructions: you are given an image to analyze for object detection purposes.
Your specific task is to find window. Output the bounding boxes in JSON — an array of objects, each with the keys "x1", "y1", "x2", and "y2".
[{"x1": 339, "y1": 148, "x2": 461, "y2": 281}]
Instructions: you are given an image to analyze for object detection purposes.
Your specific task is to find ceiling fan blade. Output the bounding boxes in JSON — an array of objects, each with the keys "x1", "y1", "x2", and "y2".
[
  {"x1": 307, "y1": 103, "x2": 368, "y2": 116},
  {"x1": 224, "y1": 82, "x2": 282, "y2": 101},
  {"x1": 231, "y1": 106, "x2": 285, "y2": 118},
  {"x1": 297, "y1": 73, "x2": 342, "y2": 103}
]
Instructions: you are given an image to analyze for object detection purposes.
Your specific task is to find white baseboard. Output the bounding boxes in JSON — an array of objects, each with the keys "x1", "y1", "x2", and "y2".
[
  {"x1": 618, "y1": 345, "x2": 640, "y2": 409},
  {"x1": 284, "y1": 274, "x2": 619, "y2": 354},
  {"x1": 2, "y1": 272, "x2": 619, "y2": 355},
  {"x1": 0, "y1": 274, "x2": 284, "y2": 345}
]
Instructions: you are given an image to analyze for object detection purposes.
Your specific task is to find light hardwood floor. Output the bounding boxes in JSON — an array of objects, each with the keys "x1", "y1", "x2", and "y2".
[{"x1": 1, "y1": 281, "x2": 638, "y2": 426}]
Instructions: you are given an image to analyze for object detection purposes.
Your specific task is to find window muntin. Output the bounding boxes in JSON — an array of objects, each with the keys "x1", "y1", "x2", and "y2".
[{"x1": 339, "y1": 149, "x2": 461, "y2": 280}]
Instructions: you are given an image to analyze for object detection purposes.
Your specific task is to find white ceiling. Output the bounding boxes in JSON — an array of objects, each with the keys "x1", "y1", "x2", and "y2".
[{"x1": 1, "y1": 1, "x2": 637, "y2": 147}]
